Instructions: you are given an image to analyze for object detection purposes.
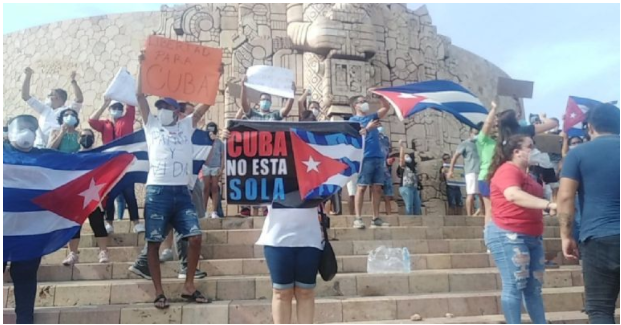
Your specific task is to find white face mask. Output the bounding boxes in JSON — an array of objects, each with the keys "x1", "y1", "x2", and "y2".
[
  {"x1": 405, "y1": 156, "x2": 412, "y2": 163},
  {"x1": 159, "y1": 110, "x2": 175, "y2": 126},
  {"x1": 311, "y1": 108, "x2": 320, "y2": 117},
  {"x1": 63, "y1": 115, "x2": 77, "y2": 127},
  {"x1": 10, "y1": 129, "x2": 36, "y2": 150},
  {"x1": 359, "y1": 102, "x2": 370, "y2": 113},
  {"x1": 45, "y1": 98, "x2": 53, "y2": 106},
  {"x1": 110, "y1": 109, "x2": 123, "y2": 119}
]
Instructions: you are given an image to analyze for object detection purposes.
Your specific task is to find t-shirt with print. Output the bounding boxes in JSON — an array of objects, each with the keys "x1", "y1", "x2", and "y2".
[
  {"x1": 26, "y1": 97, "x2": 82, "y2": 148},
  {"x1": 491, "y1": 163, "x2": 544, "y2": 236},
  {"x1": 560, "y1": 135, "x2": 620, "y2": 242},
  {"x1": 206, "y1": 139, "x2": 224, "y2": 168},
  {"x1": 398, "y1": 165, "x2": 418, "y2": 188},
  {"x1": 349, "y1": 112, "x2": 383, "y2": 158},
  {"x1": 476, "y1": 133, "x2": 496, "y2": 181},
  {"x1": 246, "y1": 109, "x2": 282, "y2": 121},
  {"x1": 457, "y1": 139, "x2": 480, "y2": 174},
  {"x1": 255, "y1": 206, "x2": 323, "y2": 250},
  {"x1": 144, "y1": 113, "x2": 195, "y2": 186}
]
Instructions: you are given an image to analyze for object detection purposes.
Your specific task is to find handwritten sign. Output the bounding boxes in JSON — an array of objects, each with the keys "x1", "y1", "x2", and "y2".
[
  {"x1": 244, "y1": 65, "x2": 294, "y2": 99},
  {"x1": 444, "y1": 163, "x2": 466, "y2": 187},
  {"x1": 533, "y1": 134, "x2": 562, "y2": 155},
  {"x1": 104, "y1": 67, "x2": 138, "y2": 106},
  {"x1": 142, "y1": 35, "x2": 223, "y2": 105}
]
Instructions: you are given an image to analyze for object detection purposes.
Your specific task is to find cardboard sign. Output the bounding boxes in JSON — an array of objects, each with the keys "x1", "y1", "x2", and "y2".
[
  {"x1": 497, "y1": 77, "x2": 534, "y2": 99},
  {"x1": 244, "y1": 65, "x2": 294, "y2": 99},
  {"x1": 142, "y1": 35, "x2": 223, "y2": 105},
  {"x1": 533, "y1": 134, "x2": 562, "y2": 155},
  {"x1": 443, "y1": 163, "x2": 466, "y2": 187},
  {"x1": 227, "y1": 81, "x2": 261, "y2": 104},
  {"x1": 104, "y1": 67, "x2": 138, "y2": 106}
]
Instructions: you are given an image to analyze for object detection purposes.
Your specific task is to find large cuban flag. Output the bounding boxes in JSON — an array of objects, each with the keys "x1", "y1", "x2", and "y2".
[
  {"x1": 3, "y1": 146, "x2": 134, "y2": 262},
  {"x1": 372, "y1": 80, "x2": 489, "y2": 129},
  {"x1": 563, "y1": 96, "x2": 618, "y2": 137},
  {"x1": 86, "y1": 129, "x2": 213, "y2": 199}
]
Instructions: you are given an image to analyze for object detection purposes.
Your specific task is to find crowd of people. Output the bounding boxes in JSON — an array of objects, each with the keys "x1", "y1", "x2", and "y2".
[{"x1": 4, "y1": 48, "x2": 619, "y2": 324}]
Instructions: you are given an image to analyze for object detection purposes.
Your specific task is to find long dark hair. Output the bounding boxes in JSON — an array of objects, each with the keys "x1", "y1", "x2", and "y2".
[
  {"x1": 497, "y1": 109, "x2": 520, "y2": 145},
  {"x1": 487, "y1": 134, "x2": 529, "y2": 181}
]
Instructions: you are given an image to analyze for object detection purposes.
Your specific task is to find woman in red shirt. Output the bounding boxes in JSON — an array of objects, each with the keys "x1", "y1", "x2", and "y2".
[{"x1": 486, "y1": 134, "x2": 557, "y2": 324}]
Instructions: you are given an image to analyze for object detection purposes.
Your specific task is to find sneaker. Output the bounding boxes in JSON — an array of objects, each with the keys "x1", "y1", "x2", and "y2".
[
  {"x1": 133, "y1": 223, "x2": 145, "y2": 234},
  {"x1": 239, "y1": 207, "x2": 251, "y2": 217},
  {"x1": 62, "y1": 251, "x2": 79, "y2": 266},
  {"x1": 545, "y1": 260, "x2": 560, "y2": 269},
  {"x1": 178, "y1": 269, "x2": 208, "y2": 279},
  {"x1": 370, "y1": 218, "x2": 390, "y2": 228},
  {"x1": 353, "y1": 218, "x2": 366, "y2": 229},
  {"x1": 98, "y1": 250, "x2": 109, "y2": 263},
  {"x1": 210, "y1": 212, "x2": 221, "y2": 219},
  {"x1": 128, "y1": 264, "x2": 152, "y2": 280},
  {"x1": 105, "y1": 222, "x2": 114, "y2": 234},
  {"x1": 159, "y1": 248, "x2": 174, "y2": 262}
]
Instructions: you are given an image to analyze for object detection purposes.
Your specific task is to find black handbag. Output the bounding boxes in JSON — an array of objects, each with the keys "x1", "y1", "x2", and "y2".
[{"x1": 318, "y1": 205, "x2": 338, "y2": 281}]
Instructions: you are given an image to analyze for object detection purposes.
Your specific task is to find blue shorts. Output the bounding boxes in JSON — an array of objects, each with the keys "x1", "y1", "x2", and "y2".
[
  {"x1": 358, "y1": 158, "x2": 386, "y2": 186},
  {"x1": 144, "y1": 185, "x2": 202, "y2": 242},
  {"x1": 478, "y1": 180, "x2": 491, "y2": 198},
  {"x1": 446, "y1": 185, "x2": 463, "y2": 208},
  {"x1": 383, "y1": 176, "x2": 394, "y2": 196},
  {"x1": 264, "y1": 246, "x2": 323, "y2": 289}
]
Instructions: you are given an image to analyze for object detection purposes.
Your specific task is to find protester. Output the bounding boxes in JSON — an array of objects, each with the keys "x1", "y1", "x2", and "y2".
[
  {"x1": 47, "y1": 108, "x2": 80, "y2": 153},
  {"x1": 298, "y1": 89, "x2": 321, "y2": 121},
  {"x1": 203, "y1": 122, "x2": 225, "y2": 219},
  {"x1": 440, "y1": 153, "x2": 463, "y2": 215},
  {"x1": 21, "y1": 68, "x2": 83, "y2": 148},
  {"x1": 256, "y1": 205, "x2": 323, "y2": 324},
  {"x1": 558, "y1": 104, "x2": 620, "y2": 324},
  {"x1": 448, "y1": 123, "x2": 483, "y2": 216},
  {"x1": 61, "y1": 128, "x2": 110, "y2": 266},
  {"x1": 349, "y1": 95, "x2": 391, "y2": 229},
  {"x1": 476, "y1": 101, "x2": 498, "y2": 224},
  {"x1": 88, "y1": 97, "x2": 142, "y2": 234},
  {"x1": 127, "y1": 52, "x2": 219, "y2": 308},
  {"x1": 3, "y1": 115, "x2": 43, "y2": 324},
  {"x1": 378, "y1": 126, "x2": 394, "y2": 215},
  {"x1": 397, "y1": 140, "x2": 422, "y2": 215},
  {"x1": 486, "y1": 134, "x2": 556, "y2": 324}
]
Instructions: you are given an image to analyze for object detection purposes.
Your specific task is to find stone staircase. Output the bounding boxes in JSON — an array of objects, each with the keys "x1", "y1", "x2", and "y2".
[{"x1": 3, "y1": 215, "x2": 618, "y2": 324}]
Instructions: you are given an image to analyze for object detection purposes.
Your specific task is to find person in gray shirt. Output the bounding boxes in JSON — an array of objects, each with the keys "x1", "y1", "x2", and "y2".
[
  {"x1": 203, "y1": 122, "x2": 225, "y2": 219},
  {"x1": 448, "y1": 123, "x2": 483, "y2": 216}
]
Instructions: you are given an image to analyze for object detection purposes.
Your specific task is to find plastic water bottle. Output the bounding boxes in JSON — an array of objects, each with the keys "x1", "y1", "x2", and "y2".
[{"x1": 402, "y1": 247, "x2": 411, "y2": 273}]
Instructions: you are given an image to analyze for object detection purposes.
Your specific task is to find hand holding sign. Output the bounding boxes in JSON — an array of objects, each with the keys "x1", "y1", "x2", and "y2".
[
  {"x1": 104, "y1": 67, "x2": 139, "y2": 106},
  {"x1": 244, "y1": 65, "x2": 295, "y2": 99},
  {"x1": 141, "y1": 36, "x2": 223, "y2": 105}
]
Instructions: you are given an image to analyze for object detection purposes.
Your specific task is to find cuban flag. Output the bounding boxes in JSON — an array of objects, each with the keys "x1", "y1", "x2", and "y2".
[
  {"x1": 563, "y1": 96, "x2": 618, "y2": 137},
  {"x1": 3, "y1": 146, "x2": 134, "y2": 262},
  {"x1": 372, "y1": 80, "x2": 488, "y2": 129},
  {"x1": 86, "y1": 129, "x2": 212, "y2": 199}
]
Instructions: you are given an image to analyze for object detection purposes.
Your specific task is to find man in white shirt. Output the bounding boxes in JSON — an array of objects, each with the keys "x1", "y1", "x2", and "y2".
[
  {"x1": 129, "y1": 52, "x2": 221, "y2": 309},
  {"x1": 21, "y1": 68, "x2": 84, "y2": 148}
]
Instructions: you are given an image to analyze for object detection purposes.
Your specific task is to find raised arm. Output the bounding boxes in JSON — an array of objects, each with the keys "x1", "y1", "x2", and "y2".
[
  {"x1": 21, "y1": 67, "x2": 34, "y2": 102},
  {"x1": 136, "y1": 51, "x2": 150, "y2": 124},
  {"x1": 398, "y1": 139, "x2": 407, "y2": 167},
  {"x1": 234, "y1": 108, "x2": 245, "y2": 119},
  {"x1": 241, "y1": 75, "x2": 251, "y2": 114},
  {"x1": 192, "y1": 104, "x2": 211, "y2": 128},
  {"x1": 534, "y1": 113, "x2": 559, "y2": 134},
  {"x1": 90, "y1": 97, "x2": 111, "y2": 121},
  {"x1": 377, "y1": 96, "x2": 392, "y2": 119},
  {"x1": 481, "y1": 101, "x2": 498, "y2": 136},
  {"x1": 280, "y1": 81, "x2": 296, "y2": 118},
  {"x1": 70, "y1": 71, "x2": 84, "y2": 104},
  {"x1": 561, "y1": 131, "x2": 569, "y2": 157},
  {"x1": 298, "y1": 89, "x2": 311, "y2": 116}
]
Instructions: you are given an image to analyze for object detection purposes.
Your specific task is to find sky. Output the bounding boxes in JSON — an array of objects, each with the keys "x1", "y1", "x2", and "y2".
[{"x1": 3, "y1": 3, "x2": 620, "y2": 121}]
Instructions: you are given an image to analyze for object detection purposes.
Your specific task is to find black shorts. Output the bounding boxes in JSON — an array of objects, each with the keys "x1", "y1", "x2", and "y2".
[{"x1": 531, "y1": 166, "x2": 558, "y2": 185}]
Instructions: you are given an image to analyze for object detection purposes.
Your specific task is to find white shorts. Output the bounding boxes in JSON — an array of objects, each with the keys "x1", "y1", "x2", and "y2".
[
  {"x1": 465, "y1": 173, "x2": 479, "y2": 195},
  {"x1": 346, "y1": 174, "x2": 358, "y2": 197}
]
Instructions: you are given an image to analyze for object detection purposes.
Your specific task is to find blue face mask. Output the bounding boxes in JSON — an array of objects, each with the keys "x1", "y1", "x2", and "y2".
[
  {"x1": 259, "y1": 100, "x2": 271, "y2": 111},
  {"x1": 63, "y1": 115, "x2": 77, "y2": 127}
]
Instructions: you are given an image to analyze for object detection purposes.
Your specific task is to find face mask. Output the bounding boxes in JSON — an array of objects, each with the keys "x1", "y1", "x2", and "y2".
[
  {"x1": 10, "y1": 129, "x2": 35, "y2": 150},
  {"x1": 80, "y1": 136, "x2": 94, "y2": 149},
  {"x1": 110, "y1": 109, "x2": 123, "y2": 119},
  {"x1": 569, "y1": 145, "x2": 577, "y2": 151},
  {"x1": 159, "y1": 109, "x2": 176, "y2": 126},
  {"x1": 311, "y1": 108, "x2": 320, "y2": 117},
  {"x1": 63, "y1": 115, "x2": 77, "y2": 127},
  {"x1": 45, "y1": 98, "x2": 53, "y2": 106},
  {"x1": 359, "y1": 102, "x2": 370, "y2": 113},
  {"x1": 259, "y1": 100, "x2": 271, "y2": 112},
  {"x1": 405, "y1": 156, "x2": 412, "y2": 163}
]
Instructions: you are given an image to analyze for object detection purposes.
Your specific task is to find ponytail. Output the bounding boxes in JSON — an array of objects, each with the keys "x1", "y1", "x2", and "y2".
[{"x1": 487, "y1": 134, "x2": 529, "y2": 181}]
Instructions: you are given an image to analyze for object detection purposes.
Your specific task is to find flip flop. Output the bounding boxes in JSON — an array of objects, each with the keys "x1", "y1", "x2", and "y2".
[
  {"x1": 181, "y1": 290, "x2": 212, "y2": 304},
  {"x1": 153, "y1": 294, "x2": 170, "y2": 309}
]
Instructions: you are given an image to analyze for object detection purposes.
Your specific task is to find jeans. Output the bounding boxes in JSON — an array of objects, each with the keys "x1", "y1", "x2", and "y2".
[
  {"x1": 264, "y1": 246, "x2": 323, "y2": 289},
  {"x1": 446, "y1": 185, "x2": 463, "y2": 208},
  {"x1": 4, "y1": 258, "x2": 41, "y2": 324},
  {"x1": 399, "y1": 186, "x2": 422, "y2": 215},
  {"x1": 106, "y1": 185, "x2": 139, "y2": 222},
  {"x1": 485, "y1": 222, "x2": 546, "y2": 324},
  {"x1": 115, "y1": 195, "x2": 125, "y2": 220},
  {"x1": 357, "y1": 158, "x2": 386, "y2": 186},
  {"x1": 144, "y1": 185, "x2": 202, "y2": 242},
  {"x1": 580, "y1": 235, "x2": 620, "y2": 324}
]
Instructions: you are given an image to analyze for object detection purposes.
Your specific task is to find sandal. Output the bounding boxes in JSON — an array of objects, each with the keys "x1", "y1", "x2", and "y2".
[
  {"x1": 181, "y1": 290, "x2": 212, "y2": 304},
  {"x1": 153, "y1": 294, "x2": 170, "y2": 309}
]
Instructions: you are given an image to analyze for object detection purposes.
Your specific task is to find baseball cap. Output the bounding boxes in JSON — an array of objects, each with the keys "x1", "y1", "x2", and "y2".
[{"x1": 155, "y1": 97, "x2": 180, "y2": 110}]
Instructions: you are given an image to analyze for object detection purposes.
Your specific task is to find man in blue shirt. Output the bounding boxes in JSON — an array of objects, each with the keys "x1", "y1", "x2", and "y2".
[
  {"x1": 348, "y1": 95, "x2": 391, "y2": 229},
  {"x1": 558, "y1": 103, "x2": 620, "y2": 324}
]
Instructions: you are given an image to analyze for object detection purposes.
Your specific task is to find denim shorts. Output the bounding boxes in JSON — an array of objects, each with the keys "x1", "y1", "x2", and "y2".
[
  {"x1": 357, "y1": 158, "x2": 386, "y2": 186},
  {"x1": 264, "y1": 246, "x2": 323, "y2": 289},
  {"x1": 144, "y1": 185, "x2": 202, "y2": 242},
  {"x1": 383, "y1": 175, "x2": 394, "y2": 196},
  {"x1": 201, "y1": 165, "x2": 220, "y2": 177},
  {"x1": 478, "y1": 180, "x2": 491, "y2": 198}
]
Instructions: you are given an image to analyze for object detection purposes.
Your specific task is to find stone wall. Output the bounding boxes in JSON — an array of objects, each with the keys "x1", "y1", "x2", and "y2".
[{"x1": 3, "y1": 3, "x2": 520, "y2": 214}]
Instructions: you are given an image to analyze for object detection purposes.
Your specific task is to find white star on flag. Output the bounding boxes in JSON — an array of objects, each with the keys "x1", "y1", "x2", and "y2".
[
  {"x1": 398, "y1": 93, "x2": 419, "y2": 99},
  {"x1": 79, "y1": 178, "x2": 105, "y2": 209},
  {"x1": 570, "y1": 113, "x2": 576, "y2": 119},
  {"x1": 303, "y1": 156, "x2": 321, "y2": 173}
]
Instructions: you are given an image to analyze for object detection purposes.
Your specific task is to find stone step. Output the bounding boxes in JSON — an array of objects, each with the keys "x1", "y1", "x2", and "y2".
[
  {"x1": 3, "y1": 267, "x2": 582, "y2": 308},
  {"x1": 2, "y1": 287, "x2": 591, "y2": 323},
  {"x1": 75, "y1": 225, "x2": 563, "y2": 248},
  {"x1": 7, "y1": 251, "x2": 581, "y2": 283},
  {"x1": 84, "y1": 215, "x2": 561, "y2": 233},
  {"x1": 40, "y1": 237, "x2": 566, "y2": 264},
  {"x1": 342, "y1": 309, "x2": 620, "y2": 324}
]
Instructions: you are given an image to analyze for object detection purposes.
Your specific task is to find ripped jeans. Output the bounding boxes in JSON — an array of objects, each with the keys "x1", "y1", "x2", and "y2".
[
  {"x1": 144, "y1": 185, "x2": 202, "y2": 242},
  {"x1": 485, "y1": 221, "x2": 546, "y2": 324}
]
